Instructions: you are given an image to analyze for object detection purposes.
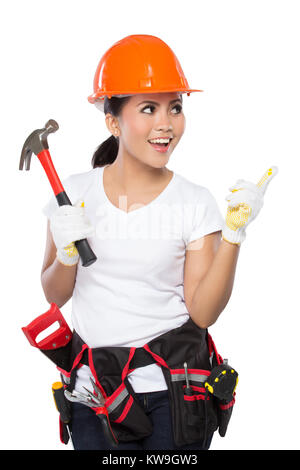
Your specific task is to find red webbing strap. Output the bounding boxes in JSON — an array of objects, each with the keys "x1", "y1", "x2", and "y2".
[
  {"x1": 90, "y1": 347, "x2": 136, "y2": 422},
  {"x1": 171, "y1": 367, "x2": 210, "y2": 376},
  {"x1": 105, "y1": 382, "x2": 127, "y2": 408},
  {"x1": 88, "y1": 347, "x2": 108, "y2": 399},
  {"x1": 104, "y1": 346, "x2": 164, "y2": 422},
  {"x1": 207, "y1": 333, "x2": 223, "y2": 365},
  {"x1": 108, "y1": 346, "x2": 164, "y2": 423},
  {"x1": 109, "y1": 347, "x2": 136, "y2": 421},
  {"x1": 143, "y1": 344, "x2": 170, "y2": 369},
  {"x1": 122, "y1": 347, "x2": 136, "y2": 382},
  {"x1": 113, "y1": 395, "x2": 134, "y2": 424},
  {"x1": 57, "y1": 343, "x2": 88, "y2": 378},
  {"x1": 219, "y1": 394, "x2": 236, "y2": 410},
  {"x1": 183, "y1": 385, "x2": 211, "y2": 402}
]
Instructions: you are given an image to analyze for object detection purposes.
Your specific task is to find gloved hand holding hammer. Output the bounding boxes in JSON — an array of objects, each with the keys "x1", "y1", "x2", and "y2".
[
  {"x1": 19, "y1": 119, "x2": 97, "y2": 267},
  {"x1": 50, "y1": 200, "x2": 95, "y2": 266}
]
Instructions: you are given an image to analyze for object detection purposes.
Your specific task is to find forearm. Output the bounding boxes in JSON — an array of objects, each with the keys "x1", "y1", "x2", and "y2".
[
  {"x1": 189, "y1": 238, "x2": 240, "y2": 328},
  {"x1": 41, "y1": 258, "x2": 77, "y2": 308}
]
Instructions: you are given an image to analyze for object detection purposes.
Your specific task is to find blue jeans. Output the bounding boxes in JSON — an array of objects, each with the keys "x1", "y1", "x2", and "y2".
[{"x1": 70, "y1": 389, "x2": 213, "y2": 450}]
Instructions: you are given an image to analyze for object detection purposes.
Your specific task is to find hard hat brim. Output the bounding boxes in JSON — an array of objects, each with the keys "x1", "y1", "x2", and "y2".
[{"x1": 88, "y1": 88, "x2": 203, "y2": 104}]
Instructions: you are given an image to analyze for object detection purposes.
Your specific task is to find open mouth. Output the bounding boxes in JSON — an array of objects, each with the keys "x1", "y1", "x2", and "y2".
[{"x1": 148, "y1": 138, "x2": 173, "y2": 147}]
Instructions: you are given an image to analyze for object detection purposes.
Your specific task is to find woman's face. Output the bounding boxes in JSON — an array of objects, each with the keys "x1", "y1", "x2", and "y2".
[{"x1": 106, "y1": 92, "x2": 186, "y2": 168}]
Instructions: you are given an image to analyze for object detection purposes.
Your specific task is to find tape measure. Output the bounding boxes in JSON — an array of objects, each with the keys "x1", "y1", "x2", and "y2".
[{"x1": 204, "y1": 361, "x2": 238, "y2": 401}]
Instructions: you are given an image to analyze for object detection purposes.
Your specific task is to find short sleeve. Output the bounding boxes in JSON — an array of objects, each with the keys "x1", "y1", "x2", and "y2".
[
  {"x1": 184, "y1": 187, "x2": 224, "y2": 246},
  {"x1": 42, "y1": 175, "x2": 78, "y2": 219}
]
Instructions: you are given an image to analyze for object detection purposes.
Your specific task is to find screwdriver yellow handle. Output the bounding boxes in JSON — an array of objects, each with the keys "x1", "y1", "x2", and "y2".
[{"x1": 52, "y1": 381, "x2": 71, "y2": 424}]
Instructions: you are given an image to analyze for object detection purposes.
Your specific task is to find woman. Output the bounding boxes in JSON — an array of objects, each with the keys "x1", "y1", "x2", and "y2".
[{"x1": 41, "y1": 35, "x2": 277, "y2": 450}]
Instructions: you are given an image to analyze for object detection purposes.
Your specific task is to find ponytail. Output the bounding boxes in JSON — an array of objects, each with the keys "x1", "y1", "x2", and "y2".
[
  {"x1": 92, "y1": 95, "x2": 132, "y2": 168},
  {"x1": 91, "y1": 134, "x2": 118, "y2": 168}
]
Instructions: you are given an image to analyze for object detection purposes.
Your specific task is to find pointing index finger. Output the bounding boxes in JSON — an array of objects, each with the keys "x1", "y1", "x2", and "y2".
[{"x1": 256, "y1": 166, "x2": 278, "y2": 195}]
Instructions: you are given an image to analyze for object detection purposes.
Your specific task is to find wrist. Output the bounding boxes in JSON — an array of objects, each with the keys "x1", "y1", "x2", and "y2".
[
  {"x1": 222, "y1": 234, "x2": 241, "y2": 247},
  {"x1": 222, "y1": 225, "x2": 246, "y2": 245}
]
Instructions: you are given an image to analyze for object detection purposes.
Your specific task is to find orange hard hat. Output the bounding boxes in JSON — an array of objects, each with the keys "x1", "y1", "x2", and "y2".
[{"x1": 88, "y1": 34, "x2": 203, "y2": 105}]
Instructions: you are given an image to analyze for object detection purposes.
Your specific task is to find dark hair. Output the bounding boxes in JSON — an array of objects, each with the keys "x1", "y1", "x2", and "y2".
[
  {"x1": 91, "y1": 93, "x2": 183, "y2": 168},
  {"x1": 91, "y1": 96, "x2": 132, "y2": 168}
]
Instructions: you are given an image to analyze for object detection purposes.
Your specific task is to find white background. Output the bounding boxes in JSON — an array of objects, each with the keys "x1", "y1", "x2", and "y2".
[{"x1": 1, "y1": 0, "x2": 299, "y2": 450}]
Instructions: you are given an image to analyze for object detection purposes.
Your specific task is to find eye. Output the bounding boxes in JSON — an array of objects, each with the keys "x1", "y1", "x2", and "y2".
[
  {"x1": 141, "y1": 105, "x2": 155, "y2": 114},
  {"x1": 171, "y1": 104, "x2": 182, "y2": 114},
  {"x1": 141, "y1": 104, "x2": 183, "y2": 114}
]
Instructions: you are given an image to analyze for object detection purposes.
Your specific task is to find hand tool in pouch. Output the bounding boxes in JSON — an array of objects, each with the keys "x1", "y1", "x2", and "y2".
[
  {"x1": 203, "y1": 359, "x2": 238, "y2": 447},
  {"x1": 65, "y1": 377, "x2": 119, "y2": 448},
  {"x1": 183, "y1": 362, "x2": 193, "y2": 396},
  {"x1": 52, "y1": 381, "x2": 74, "y2": 447},
  {"x1": 19, "y1": 119, "x2": 97, "y2": 267},
  {"x1": 21, "y1": 302, "x2": 72, "y2": 371},
  {"x1": 204, "y1": 359, "x2": 238, "y2": 401}
]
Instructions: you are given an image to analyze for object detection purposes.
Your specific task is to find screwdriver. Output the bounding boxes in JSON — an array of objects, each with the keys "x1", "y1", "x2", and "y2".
[
  {"x1": 52, "y1": 381, "x2": 74, "y2": 447},
  {"x1": 183, "y1": 362, "x2": 193, "y2": 396}
]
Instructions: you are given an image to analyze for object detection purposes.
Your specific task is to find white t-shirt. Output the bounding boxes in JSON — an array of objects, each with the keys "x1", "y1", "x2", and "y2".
[{"x1": 42, "y1": 165, "x2": 224, "y2": 393}]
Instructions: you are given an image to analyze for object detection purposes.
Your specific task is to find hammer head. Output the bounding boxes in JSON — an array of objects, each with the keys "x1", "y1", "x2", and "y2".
[{"x1": 19, "y1": 119, "x2": 59, "y2": 170}]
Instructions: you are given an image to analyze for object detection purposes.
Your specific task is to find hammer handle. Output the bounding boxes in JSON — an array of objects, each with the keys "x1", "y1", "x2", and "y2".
[
  {"x1": 37, "y1": 149, "x2": 97, "y2": 267},
  {"x1": 56, "y1": 190, "x2": 97, "y2": 267}
]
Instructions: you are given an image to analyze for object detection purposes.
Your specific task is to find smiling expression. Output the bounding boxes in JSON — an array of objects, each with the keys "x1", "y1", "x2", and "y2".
[{"x1": 105, "y1": 92, "x2": 186, "y2": 168}]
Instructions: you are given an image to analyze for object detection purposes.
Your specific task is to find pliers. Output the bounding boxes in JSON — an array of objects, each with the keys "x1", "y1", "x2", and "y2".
[{"x1": 65, "y1": 377, "x2": 119, "y2": 448}]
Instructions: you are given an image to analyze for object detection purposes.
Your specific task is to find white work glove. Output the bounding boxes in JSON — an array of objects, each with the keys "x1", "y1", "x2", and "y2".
[
  {"x1": 50, "y1": 199, "x2": 95, "y2": 266},
  {"x1": 222, "y1": 166, "x2": 278, "y2": 246}
]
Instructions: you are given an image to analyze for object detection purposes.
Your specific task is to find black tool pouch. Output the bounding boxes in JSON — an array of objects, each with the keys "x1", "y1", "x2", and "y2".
[
  {"x1": 144, "y1": 319, "x2": 219, "y2": 447},
  {"x1": 63, "y1": 334, "x2": 155, "y2": 443},
  {"x1": 216, "y1": 395, "x2": 236, "y2": 437},
  {"x1": 204, "y1": 342, "x2": 237, "y2": 439},
  {"x1": 107, "y1": 385, "x2": 153, "y2": 442},
  {"x1": 161, "y1": 363, "x2": 219, "y2": 446},
  {"x1": 88, "y1": 345, "x2": 154, "y2": 442},
  {"x1": 40, "y1": 341, "x2": 73, "y2": 372}
]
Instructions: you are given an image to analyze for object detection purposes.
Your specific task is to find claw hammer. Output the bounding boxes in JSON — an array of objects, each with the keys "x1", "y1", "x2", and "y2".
[{"x1": 19, "y1": 119, "x2": 97, "y2": 267}]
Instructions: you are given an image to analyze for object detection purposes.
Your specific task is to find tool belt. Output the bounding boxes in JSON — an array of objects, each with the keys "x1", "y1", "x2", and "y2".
[{"x1": 54, "y1": 317, "x2": 236, "y2": 447}]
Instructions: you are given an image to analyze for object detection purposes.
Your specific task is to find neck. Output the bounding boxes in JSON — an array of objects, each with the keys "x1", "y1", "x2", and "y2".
[{"x1": 106, "y1": 152, "x2": 171, "y2": 193}]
